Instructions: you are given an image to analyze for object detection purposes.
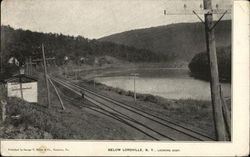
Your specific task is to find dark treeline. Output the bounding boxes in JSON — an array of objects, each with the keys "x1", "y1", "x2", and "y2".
[
  {"x1": 188, "y1": 46, "x2": 231, "y2": 82},
  {"x1": 1, "y1": 25, "x2": 171, "y2": 67}
]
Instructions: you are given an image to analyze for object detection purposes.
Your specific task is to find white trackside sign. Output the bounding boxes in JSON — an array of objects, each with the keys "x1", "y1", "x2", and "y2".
[{"x1": 7, "y1": 82, "x2": 38, "y2": 103}]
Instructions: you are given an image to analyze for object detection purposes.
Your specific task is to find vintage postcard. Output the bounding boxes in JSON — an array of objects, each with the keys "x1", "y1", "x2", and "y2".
[{"x1": 0, "y1": 0, "x2": 249, "y2": 156}]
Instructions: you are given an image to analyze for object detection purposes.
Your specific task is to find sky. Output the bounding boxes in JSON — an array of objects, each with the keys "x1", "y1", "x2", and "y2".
[{"x1": 1, "y1": 0, "x2": 232, "y2": 39}]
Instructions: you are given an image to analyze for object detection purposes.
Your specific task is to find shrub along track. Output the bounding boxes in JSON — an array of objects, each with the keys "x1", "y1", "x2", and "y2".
[{"x1": 50, "y1": 76, "x2": 215, "y2": 141}]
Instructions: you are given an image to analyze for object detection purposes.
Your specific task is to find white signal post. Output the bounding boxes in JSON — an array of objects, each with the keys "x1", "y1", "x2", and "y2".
[{"x1": 131, "y1": 73, "x2": 139, "y2": 104}]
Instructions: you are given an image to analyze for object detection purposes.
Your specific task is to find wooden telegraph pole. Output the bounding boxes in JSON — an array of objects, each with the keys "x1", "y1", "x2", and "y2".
[
  {"x1": 203, "y1": 0, "x2": 226, "y2": 141},
  {"x1": 25, "y1": 57, "x2": 35, "y2": 75},
  {"x1": 0, "y1": 4, "x2": 2, "y2": 74},
  {"x1": 18, "y1": 65, "x2": 25, "y2": 101},
  {"x1": 48, "y1": 77, "x2": 65, "y2": 110},
  {"x1": 19, "y1": 70, "x2": 24, "y2": 100},
  {"x1": 164, "y1": 0, "x2": 231, "y2": 140},
  {"x1": 42, "y1": 44, "x2": 51, "y2": 108}
]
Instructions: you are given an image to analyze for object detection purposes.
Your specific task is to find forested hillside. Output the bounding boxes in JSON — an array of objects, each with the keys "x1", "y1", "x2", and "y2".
[
  {"x1": 99, "y1": 20, "x2": 231, "y2": 62},
  {"x1": 0, "y1": 25, "x2": 170, "y2": 67},
  {"x1": 188, "y1": 46, "x2": 231, "y2": 82}
]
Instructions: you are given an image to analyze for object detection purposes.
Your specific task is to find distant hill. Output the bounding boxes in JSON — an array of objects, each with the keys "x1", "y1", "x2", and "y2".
[
  {"x1": 0, "y1": 25, "x2": 172, "y2": 78},
  {"x1": 99, "y1": 20, "x2": 231, "y2": 62}
]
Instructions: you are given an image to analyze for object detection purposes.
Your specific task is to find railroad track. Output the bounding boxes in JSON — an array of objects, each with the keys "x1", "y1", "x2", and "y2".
[
  {"x1": 50, "y1": 76, "x2": 215, "y2": 141},
  {"x1": 57, "y1": 94, "x2": 165, "y2": 140}
]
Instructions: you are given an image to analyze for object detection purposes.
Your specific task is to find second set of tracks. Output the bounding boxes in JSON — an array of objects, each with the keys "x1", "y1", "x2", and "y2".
[{"x1": 50, "y1": 76, "x2": 215, "y2": 141}]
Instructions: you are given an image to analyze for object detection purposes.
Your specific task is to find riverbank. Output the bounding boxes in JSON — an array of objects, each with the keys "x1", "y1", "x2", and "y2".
[
  {"x1": 79, "y1": 79, "x2": 231, "y2": 139},
  {"x1": 0, "y1": 64, "x2": 231, "y2": 140},
  {"x1": 56, "y1": 61, "x2": 189, "y2": 80},
  {"x1": 57, "y1": 64, "x2": 231, "y2": 138}
]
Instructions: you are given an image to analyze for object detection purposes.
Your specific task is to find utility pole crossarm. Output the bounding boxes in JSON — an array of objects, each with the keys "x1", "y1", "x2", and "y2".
[
  {"x1": 209, "y1": 10, "x2": 228, "y2": 30},
  {"x1": 164, "y1": 8, "x2": 231, "y2": 15},
  {"x1": 33, "y1": 57, "x2": 56, "y2": 62},
  {"x1": 193, "y1": 10, "x2": 206, "y2": 24},
  {"x1": 164, "y1": 0, "x2": 231, "y2": 141}
]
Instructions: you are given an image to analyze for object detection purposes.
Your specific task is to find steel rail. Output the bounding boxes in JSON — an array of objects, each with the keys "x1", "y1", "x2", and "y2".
[
  {"x1": 66, "y1": 78, "x2": 215, "y2": 140},
  {"x1": 61, "y1": 96, "x2": 160, "y2": 140},
  {"x1": 54, "y1": 76, "x2": 213, "y2": 138},
  {"x1": 52, "y1": 78, "x2": 172, "y2": 140},
  {"x1": 51, "y1": 76, "x2": 214, "y2": 141}
]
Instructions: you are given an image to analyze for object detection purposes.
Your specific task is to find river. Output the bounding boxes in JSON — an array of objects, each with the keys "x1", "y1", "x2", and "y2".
[{"x1": 95, "y1": 68, "x2": 231, "y2": 100}]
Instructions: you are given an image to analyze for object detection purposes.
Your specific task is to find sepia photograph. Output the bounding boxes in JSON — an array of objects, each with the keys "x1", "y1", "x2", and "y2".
[
  {"x1": 0, "y1": 0, "x2": 233, "y2": 141},
  {"x1": 0, "y1": 0, "x2": 249, "y2": 156}
]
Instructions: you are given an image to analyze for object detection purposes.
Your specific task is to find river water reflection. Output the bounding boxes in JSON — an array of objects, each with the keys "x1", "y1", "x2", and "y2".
[{"x1": 95, "y1": 69, "x2": 231, "y2": 100}]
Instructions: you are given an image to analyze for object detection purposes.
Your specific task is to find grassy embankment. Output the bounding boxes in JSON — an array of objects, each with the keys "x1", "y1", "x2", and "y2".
[
  {"x1": 0, "y1": 69, "x2": 150, "y2": 140},
  {"x1": 83, "y1": 81, "x2": 230, "y2": 139},
  {"x1": 0, "y1": 64, "x2": 231, "y2": 140},
  {"x1": 62, "y1": 64, "x2": 231, "y2": 139}
]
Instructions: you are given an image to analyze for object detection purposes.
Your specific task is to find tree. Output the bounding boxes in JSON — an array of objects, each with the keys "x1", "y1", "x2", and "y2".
[{"x1": 188, "y1": 46, "x2": 231, "y2": 82}]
